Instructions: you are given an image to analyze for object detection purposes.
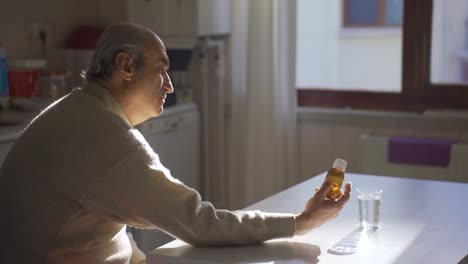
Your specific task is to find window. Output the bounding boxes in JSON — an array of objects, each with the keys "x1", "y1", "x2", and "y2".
[
  {"x1": 431, "y1": 0, "x2": 468, "y2": 85},
  {"x1": 297, "y1": 0, "x2": 468, "y2": 111},
  {"x1": 296, "y1": 0, "x2": 403, "y2": 94},
  {"x1": 344, "y1": 0, "x2": 404, "y2": 27}
]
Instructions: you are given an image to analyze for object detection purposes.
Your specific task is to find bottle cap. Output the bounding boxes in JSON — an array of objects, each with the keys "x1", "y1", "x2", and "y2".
[{"x1": 333, "y1": 158, "x2": 347, "y2": 171}]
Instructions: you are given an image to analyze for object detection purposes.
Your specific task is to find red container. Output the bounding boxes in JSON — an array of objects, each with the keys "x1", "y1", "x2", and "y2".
[
  {"x1": 7, "y1": 70, "x2": 39, "y2": 97},
  {"x1": 65, "y1": 26, "x2": 105, "y2": 49},
  {"x1": 7, "y1": 59, "x2": 46, "y2": 97}
]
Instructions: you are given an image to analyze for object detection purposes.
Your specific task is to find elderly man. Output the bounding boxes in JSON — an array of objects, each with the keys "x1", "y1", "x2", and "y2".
[{"x1": 0, "y1": 23, "x2": 351, "y2": 264}]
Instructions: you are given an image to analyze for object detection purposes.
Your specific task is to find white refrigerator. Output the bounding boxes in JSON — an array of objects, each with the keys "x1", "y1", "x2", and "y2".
[{"x1": 192, "y1": 37, "x2": 230, "y2": 210}]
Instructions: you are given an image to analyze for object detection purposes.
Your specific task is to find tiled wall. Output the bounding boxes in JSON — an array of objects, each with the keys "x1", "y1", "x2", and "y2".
[{"x1": 0, "y1": 0, "x2": 126, "y2": 59}]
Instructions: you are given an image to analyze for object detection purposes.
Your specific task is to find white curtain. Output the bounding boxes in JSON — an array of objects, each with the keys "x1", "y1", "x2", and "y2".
[{"x1": 228, "y1": 0, "x2": 299, "y2": 209}]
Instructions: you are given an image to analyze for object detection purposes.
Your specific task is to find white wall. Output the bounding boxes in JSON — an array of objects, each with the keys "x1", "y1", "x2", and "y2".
[{"x1": 339, "y1": 34, "x2": 402, "y2": 91}]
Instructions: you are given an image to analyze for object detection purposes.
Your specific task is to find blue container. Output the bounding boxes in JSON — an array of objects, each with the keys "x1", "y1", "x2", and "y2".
[{"x1": 0, "y1": 45, "x2": 8, "y2": 97}]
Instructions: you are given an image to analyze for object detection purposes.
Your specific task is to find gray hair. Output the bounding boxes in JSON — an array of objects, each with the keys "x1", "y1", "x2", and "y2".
[{"x1": 85, "y1": 23, "x2": 151, "y2": 81}]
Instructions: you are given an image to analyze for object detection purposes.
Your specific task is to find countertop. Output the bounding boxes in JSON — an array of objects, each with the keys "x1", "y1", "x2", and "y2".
[
  {"x1": 0, "y1": 110, "x2": 38, "y2": 143},
  {"x1": 0, "y1": 102, "x2": 198, "y2": 143}
]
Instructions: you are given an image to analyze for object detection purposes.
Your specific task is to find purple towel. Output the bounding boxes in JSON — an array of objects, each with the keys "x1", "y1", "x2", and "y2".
[{"x1": 388, "y1": 136, "x2": 455, "y2": 167}]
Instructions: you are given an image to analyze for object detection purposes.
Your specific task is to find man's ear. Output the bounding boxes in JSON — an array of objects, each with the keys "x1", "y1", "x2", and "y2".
[{"x1": 114, "y1": 52, "x2": 135, "y2": 81}]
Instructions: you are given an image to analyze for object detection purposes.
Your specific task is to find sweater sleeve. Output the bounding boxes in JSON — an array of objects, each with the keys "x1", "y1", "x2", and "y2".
[{"x1": 82, "y1": 150, "x2": 296, "y2": 247}]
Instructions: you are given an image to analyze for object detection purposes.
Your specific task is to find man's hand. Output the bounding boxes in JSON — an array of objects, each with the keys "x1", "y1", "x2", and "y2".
[{"x1": 294, "y1": 177, "x2": 352, "y2": 236}]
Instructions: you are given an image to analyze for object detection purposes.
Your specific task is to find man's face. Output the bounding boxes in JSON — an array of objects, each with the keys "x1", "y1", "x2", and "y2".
[{"x1": 131, "y1": 36, "x2": 173, "y2": 118}]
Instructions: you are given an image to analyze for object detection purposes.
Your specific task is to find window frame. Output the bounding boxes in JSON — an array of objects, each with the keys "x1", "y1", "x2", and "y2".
[
  {"x1": 343, "y1": 0, "x2": 402, "y2": 28},
  {"x1": 298, "y1": 0, "x2": 468, "y2": 112}
]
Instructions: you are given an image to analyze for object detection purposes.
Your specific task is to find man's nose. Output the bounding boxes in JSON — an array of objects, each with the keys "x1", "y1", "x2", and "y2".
[{"x1": 164, "y1": 73, "x2": 174, "y2": 94}]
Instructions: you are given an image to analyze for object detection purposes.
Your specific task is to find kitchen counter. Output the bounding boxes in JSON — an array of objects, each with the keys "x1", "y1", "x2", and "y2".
[
  {"x1": 0, "y1": 109, "x2": 38, "y2": 165},
  {"x1": 0, "y1": 110, "x2": 38, "y2": 143},
  {"x1": 147, "y1": 173, "x2": 468, "y2": 264},
  {"x1": 0, "y1": 102, "x2": 197, "y2": 143}
]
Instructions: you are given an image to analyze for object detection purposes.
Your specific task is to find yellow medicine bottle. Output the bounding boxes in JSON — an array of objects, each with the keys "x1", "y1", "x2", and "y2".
[{"x1": 325, "y1": 158, "x2": 347, "y2": 200}]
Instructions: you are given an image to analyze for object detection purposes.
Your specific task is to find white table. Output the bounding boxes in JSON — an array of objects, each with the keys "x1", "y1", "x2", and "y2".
[{"x1": 147, "y1": 173, "x2": 468, "y2": 264}]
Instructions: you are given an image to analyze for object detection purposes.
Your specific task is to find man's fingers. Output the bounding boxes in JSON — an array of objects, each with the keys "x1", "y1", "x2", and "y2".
[
  {"x1": 344, "y1": 182, "x2": 352, "y2": 195},
  {"x1": 334, "y1": 189, "x2": 344, "y2": 200},
  {"x1": 316, "y1": 177, "x2": 333, "y2": 198},
  {"x1": 336, "y1": 182, "x2": 352, "y2": 206}
]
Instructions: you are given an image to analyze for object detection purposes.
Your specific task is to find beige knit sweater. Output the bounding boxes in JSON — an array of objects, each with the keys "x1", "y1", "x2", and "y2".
[{"x1": 0, "y1": 81, "x2": 296, "y2": 264}]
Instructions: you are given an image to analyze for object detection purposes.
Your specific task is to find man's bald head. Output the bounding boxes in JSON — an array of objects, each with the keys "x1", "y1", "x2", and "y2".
[{"x1": 85, "y1": 22, "x2": 163, "y2": 82}]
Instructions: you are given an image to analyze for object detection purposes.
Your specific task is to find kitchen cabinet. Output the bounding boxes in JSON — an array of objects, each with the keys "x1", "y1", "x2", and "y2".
[
  {"x1": 127, "y1": 0, "x2": 231, "y2": 48},
  {"x1": 137, "y1": 103, "x2": 200, "y2": 190}
]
